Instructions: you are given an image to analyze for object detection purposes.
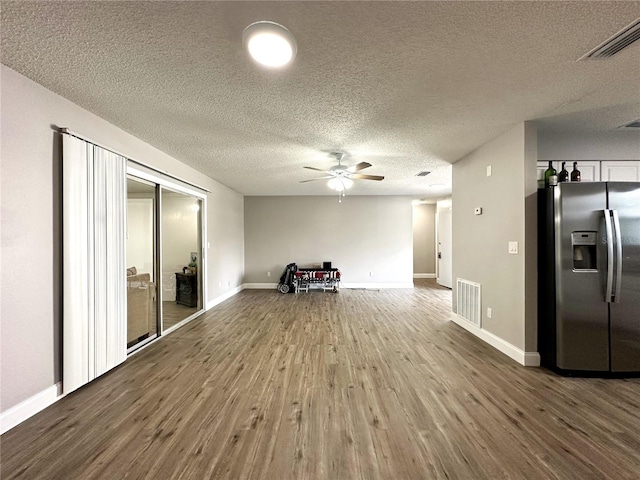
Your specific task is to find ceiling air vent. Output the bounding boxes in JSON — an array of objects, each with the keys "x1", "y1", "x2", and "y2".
[
  {"x1": 620, "y1": 119, "x2": 640, "y2": 129},
  {"x1": 580, "y1": 18, "x2": 640, "y2": 59},
  {"x1": 415, "y1": 171, "x2": 431, "y2": 177}
]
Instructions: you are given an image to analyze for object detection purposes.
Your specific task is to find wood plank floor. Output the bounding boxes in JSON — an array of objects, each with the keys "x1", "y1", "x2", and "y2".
[
  {"x1": 162, "y1": 301, "x2": 199, "y2": 330},
  {"x1": 2, "y1": 280, "x2": 640, "y2": 479}
]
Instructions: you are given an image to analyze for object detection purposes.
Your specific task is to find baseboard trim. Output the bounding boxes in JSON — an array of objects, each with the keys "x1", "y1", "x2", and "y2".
[
  {"x1": 206, "y1": 285, "x2": 244, "y2": 310},
  {"x1": 243, "y1": 283, "x2": 278, "y2": 289},
  {"x1": 523, "y1": 352, "x2": 541, "y2": 367},
  {"x1": 341, "y1": 282, "x2": 414, "y2": 289},
  {"x1": 1, "y1": 383, "x2": 63, "y2": 434},
  {"x1": 242, "y1": 282, "x2": 414, "y2": 290},
  {"x1": 413, "y1": 273, "x2": 436, "y2": 279},
  {"x1": 451, "y1": 315, "x2": 540, "y2": 367}
]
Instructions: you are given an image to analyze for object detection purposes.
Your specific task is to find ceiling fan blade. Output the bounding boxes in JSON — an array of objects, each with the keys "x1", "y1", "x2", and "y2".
[
  {"x1": 299, "y1": 176, "x2": 334, "y2": 183},
  {"x1": 303, "y1": 166, "x2": 329, "y2": 173},
  {"x1": 350, "y1": 174, "x2": 384, "y2": 181},
  {"x1": 347, "y1": 162, "x2": 372, "y2": 173}
]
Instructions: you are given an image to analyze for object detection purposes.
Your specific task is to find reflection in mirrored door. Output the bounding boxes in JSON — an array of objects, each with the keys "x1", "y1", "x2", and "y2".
[
  {"x1": 160, "y1": 188, "x2": 202, "y2": 331},
  {"x1": 126, "y1": 177, "x2": 158, "y2": 350}
]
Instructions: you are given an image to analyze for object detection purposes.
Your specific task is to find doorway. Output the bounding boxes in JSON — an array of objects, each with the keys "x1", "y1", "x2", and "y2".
[{"x1": 436, "y1": 201, "x2": 452, "y2": 289}]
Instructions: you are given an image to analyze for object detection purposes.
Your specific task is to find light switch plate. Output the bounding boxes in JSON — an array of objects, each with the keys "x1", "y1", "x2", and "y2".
[
  {"x1": 486, "y1": 165, "x2": 492, "y2": 177},
  {"x1": 508, "y1": 241, "x2": 518, "y2": 254}
]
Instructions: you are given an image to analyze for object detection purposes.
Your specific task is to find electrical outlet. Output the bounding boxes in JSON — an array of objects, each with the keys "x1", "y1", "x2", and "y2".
[
  {"x1": 267, "y1": 271, "x2": 271, "y2": 277},
  {"x1": 487, "y1": 307, "x2": 492, "y2": 318},
  {"x1": 227, "y1": 280, "x2": 231, "y2": 287},
  {"x1": 486, "y1": 165, "x2": 492, "y2": 177},
  {"x1": 369, "y1": 271, "x2": 373, "y2": 277}
]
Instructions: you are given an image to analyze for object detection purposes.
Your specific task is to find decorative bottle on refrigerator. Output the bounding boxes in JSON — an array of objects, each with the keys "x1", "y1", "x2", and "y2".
[
  {"x1": 544, "y1": 161, "x2": 557, "y2": 187},
  {"x1": 570, "y1": 162, "x2": 581, "y2": 182},
  {"x1": 558, "y1": 162, "x2": 569, "y2": 182}
]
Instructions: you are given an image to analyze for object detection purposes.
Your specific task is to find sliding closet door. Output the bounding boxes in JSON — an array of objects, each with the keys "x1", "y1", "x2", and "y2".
[
  {"x1": 62, "y1": 134, "x2": 127, "y2": 394},
  {"x1": 160, "y1": 188, "x2": 203, "y2": 331},
  {"x1": 126, "y1": 178, "x2": 158, "y2": 350}
]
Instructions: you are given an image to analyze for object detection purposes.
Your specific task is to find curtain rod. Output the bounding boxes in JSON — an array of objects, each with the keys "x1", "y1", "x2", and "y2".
[{"x1": 60, "y1": 127, "x2": 212, "y2": 193}]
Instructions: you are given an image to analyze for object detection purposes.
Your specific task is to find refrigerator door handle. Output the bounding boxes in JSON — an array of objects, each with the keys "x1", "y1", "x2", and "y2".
[
  {"x1": 612, "y1": 209, "x2": 623, "y2": 303},
  {"x1": 604, "y1": 209, "x2": 614, "y2": 303}
]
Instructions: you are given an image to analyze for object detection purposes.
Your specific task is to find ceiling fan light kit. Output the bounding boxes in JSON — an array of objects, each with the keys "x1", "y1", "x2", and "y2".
[
  {"x1": 243, "y1": 21, "x2": 297, "y2": 68},
  {"x1": 300, "y1": 152, "x2": 385, "y2": 201},
  {"x1": 328, "y1": 177, "x2": 353, "y2": 191}
]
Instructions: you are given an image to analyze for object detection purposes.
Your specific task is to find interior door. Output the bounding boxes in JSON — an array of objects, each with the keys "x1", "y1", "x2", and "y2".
[{"x1": 437, "y1": 209, "x2": 452, "y2": 288}]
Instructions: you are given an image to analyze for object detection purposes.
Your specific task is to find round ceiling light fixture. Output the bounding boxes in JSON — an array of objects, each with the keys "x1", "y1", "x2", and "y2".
[{"x1": 243, "y1": 21, "x2": 297, "y2": 68}]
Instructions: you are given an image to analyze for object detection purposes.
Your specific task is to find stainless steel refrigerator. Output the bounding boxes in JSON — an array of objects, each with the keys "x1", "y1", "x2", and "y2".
[{"x1": 539, "y1": 182, "x2": 640, "y2": 374}]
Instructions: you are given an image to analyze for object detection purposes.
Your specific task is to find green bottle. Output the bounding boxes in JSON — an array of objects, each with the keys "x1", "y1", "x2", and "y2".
[{"x1": 544, "y1": 161, "x2": 557, "y2": 187}]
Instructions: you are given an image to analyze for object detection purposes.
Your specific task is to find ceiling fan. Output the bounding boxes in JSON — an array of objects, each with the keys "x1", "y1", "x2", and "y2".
[{"x1": 300, "y1": 152, "x2": 385, "y2": 194}]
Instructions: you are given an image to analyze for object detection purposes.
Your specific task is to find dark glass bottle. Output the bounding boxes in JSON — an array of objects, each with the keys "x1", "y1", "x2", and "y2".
[
  {"x1": 570, "y1": 162, "x2": 581, "y2": 182},
  {"x1": 558, "y1": 162, "x2": 569, "y2": 182},
  {"x1": 544, "y1": 161, "x2": 557, "y2": 187}
]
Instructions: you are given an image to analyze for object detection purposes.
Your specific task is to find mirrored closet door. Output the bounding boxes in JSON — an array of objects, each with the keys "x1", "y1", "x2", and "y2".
[
  {"x1": 160, "y1": 187, "x2": 203, "y2": 332},
  {"x1": 126, "y1": 177, "x2": 158, "y2": 350},
  {"x1": 126, "y1": 170, "x2": 205, "y2": 352}
]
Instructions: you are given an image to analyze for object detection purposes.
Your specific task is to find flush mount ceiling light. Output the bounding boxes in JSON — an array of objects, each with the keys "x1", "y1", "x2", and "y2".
[{"x1": 243, "y1": 21, "x2": 297, "y2": 68}]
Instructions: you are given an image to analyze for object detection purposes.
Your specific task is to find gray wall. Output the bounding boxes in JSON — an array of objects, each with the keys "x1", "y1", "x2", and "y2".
[
  {"x1": 452, "y1": 122, "x2": 537, "y2": 352},
  {"x1": 244, "y1": 196, "x2": 414, "y2": 285},
  {"x1": 538, "y1": 130, "x2": 640, "y2": 161},
  {"x1": 0, "y1": 65, "x2": 245, "y2": 412},
  {"x1": 412, "y1": 204, "x2": 436, "y2": 274}
]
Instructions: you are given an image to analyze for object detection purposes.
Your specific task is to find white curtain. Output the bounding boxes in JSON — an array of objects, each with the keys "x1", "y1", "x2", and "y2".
[{"x1": 62, "y1": 133, "x2": 126, "y2": 394}]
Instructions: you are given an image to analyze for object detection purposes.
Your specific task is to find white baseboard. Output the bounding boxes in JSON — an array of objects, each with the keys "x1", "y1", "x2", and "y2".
[
  {"x1": 206, "y1": 285, "x2": 244, "y2": 310},
  {"x1": 242, "y1": 282, "x2": 414, "y2": 290},
  {"x1": 243, "y1": 282, "x2": 278, "y2": 289},
  {"x1": 450, "y1": 315, "x2": 540, "y2": 367},
  {"x1": 413, "y1": 273, "x2": 436, "y2": 279},
  {"x1": 341, "y1": 282, "x2": 414, "y2": 289},
  {"x1": 1, "y1": 383, "x2": 63, "y2": 434}
]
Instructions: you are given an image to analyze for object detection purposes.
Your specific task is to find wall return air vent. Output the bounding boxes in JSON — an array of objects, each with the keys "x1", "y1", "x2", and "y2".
[{"x1": 580, "y1": 18, "x2": 640, "y2": 59}]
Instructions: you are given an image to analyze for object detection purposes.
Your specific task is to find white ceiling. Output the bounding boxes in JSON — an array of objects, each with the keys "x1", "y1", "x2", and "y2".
[{"x1": 2, "y1": 1, "x2": 639, "y2": 199}]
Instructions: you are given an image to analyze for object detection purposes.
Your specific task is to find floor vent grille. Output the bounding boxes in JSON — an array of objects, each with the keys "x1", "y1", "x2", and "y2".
[{"x1": 456, "y1": 278, "x2": 481, "y2": 327}]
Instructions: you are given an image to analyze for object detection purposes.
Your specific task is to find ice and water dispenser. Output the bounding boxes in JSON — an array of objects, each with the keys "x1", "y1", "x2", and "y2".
[{"x1": 571, "y1": 232, "x2": 597, "y2": 271}]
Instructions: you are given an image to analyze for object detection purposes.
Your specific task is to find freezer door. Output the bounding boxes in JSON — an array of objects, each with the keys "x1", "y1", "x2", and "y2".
[
  {"x1": 608, "y1": 182, "x2": 640, "y2": 372},
  {"x1": 555, "y1": 183, "x2": 609, "y2": 371}
]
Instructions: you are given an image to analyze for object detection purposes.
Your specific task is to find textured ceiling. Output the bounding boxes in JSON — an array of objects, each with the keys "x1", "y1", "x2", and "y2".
[{"x1": 2, "y1": 1, "x2": 640, "y2": 198}]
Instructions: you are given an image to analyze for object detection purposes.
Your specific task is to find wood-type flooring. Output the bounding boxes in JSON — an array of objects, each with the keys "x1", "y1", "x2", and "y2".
[
  {"x1": 2, "y1": 280, "x2": 640, "y2": 479},
  {"x1": 162, "y1": 301, "x2": 199, "y2": 330}
]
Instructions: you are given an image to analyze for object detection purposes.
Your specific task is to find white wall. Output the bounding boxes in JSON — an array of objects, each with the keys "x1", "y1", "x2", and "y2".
[
  {"x1": 244, "y1": 196, "x2": 414, "y2": 286},
  {"x1": 452, "y1": 122, "x2": 538, "y2": 356},
  {"x1": 412, "y1": 204, "x2": 436, "y2": 275},
  {"x1": 0, "y1": 65, "x2": 244, "y2": 414},
  {"x1": 538, "y1": 131, "x2": 640, "y2": 161}
]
